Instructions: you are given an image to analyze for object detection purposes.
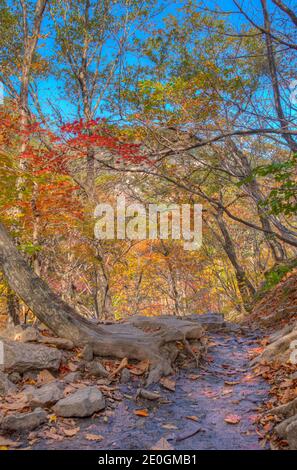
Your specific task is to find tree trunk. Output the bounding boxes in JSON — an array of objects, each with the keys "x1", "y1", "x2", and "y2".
[
  {"x1": 227, "y1": 139, "x2": 286, "y2": 262},
  {"x1": 0, "y1": 221, "x2": 205, "y2": 383},
  {"x1": 215, "y1": 211, "x2": 256, "y2": 311}
]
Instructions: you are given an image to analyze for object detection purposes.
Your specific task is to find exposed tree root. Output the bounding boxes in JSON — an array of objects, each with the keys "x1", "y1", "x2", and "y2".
[
  {"x1": 252, "y1": 324, "x2": 297, "y2": 364},
  {"x1": 0, "y1": 223, "x2": 207, "y2": 384},
  {"x1": 271, "y1": 397, "x2": 297, "y2": 419}
]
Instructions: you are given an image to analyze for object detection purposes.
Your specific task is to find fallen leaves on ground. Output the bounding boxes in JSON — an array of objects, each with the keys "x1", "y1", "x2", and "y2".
[
  {"x1": 161, "y1": 423, "x2": 177, "y2": 430},
  {"x1": 160, "y1": 377, "x2": 176, "y2": 392},
  {"x1": 151, "y1": 438, "x2": 174, "y2": 450},
  {"x1": 224, "y1": 414, "x2": 241, "y2": 424},
  {"x1": 84, "y1": 433, "x2": 104, "y2": 442},
  {"x1": 128, "y1": 360, "x2": 150, "y2": 376},
  {"x1": 134, "y1": 409, "x2": 149, "y2": 417},
  {"x1": 37, "y1": 370, "x2": 56, "y2": 385},
  {"x1": 44, "y1": 429, "x2": 64, "y2": 441},
  {"x1": 48, "y1": 414, "x2": 57, "y2": 423},
  {"x1": 0, "y1": 437, "x2": 21, "y2": 449},
  {"x1": 110, "y1": 357, "x2": 128, "y2": 377},
  {"x1": 61, "y1": 427, "x2": 80, "y2": 437},
  {"x1": 253, "y1": 359, "x2": 297, "y2": 449},
  {"x1": 224, "y1": 380, "x2": 240, "y2": 386},
  {"x1": 187, "y1": 374, "x2": 200, "y2": 380},
  {"x1": 185, "y1": 415, "x2": 199, "y2": 422}
]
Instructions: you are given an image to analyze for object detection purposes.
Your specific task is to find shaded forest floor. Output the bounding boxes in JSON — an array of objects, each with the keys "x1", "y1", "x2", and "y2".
[{"x1": 29, "y1": 329, "x2": 269, "y2": 450}]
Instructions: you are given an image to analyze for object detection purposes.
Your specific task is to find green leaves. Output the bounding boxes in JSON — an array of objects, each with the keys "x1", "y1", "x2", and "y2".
[{"x1": 252, "y1": 154, "x2": 297, "y2": 216}]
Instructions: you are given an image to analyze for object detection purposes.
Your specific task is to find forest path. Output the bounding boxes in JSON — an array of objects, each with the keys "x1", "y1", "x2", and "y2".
[{"x1": 33, "y1": 328, "x2": 269, "y2": 450}]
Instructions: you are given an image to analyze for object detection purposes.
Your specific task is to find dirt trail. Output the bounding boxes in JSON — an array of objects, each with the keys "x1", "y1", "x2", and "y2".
[{"x1": 33, "y1": 328, "x2": 269, "y2": 450}]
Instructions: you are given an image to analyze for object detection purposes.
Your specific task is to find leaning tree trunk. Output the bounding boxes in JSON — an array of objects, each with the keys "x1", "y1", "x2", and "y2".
[
  {"x1": 215, "y1": 210, "x2": 256, "y2": 311},
  {"x1": 0, "y1": 221, "x2": 205, "y2": 383}
]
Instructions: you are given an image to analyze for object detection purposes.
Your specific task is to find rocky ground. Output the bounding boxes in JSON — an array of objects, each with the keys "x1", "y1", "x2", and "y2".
[{"x1": 1, "y1": 314, "x2": 284, "y2": 451}]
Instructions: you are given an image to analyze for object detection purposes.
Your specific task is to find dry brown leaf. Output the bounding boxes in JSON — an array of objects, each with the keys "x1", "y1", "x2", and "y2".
[
  {"x1": 67, "y1": 362, "x2": 78, "y2": 372},
  {"x1": 151, "y1": 438, "x2": 174, "y2": 450},
  {"x1": 62, "y1": 427, "x2": 80, "y2": 437},
  {"x1": 185, "y1": 415, "x2": 199, "y2": 422},
  {"x1": 134, "y1": 409, "x2": 149, "y2": 417},
  {"x1": 110, "y1": 357, "x2": 128, "y2": 377},
  {"x1": 129, "y1": 360, "x2": 150, "y2": 376},
  {"x1": 37, "y1": 370, "x2": 56, "y2": 385},
  {"x1": 160, "y1": 377, "x2": 176, "y2": 392},
  {"x1": 224, "y1": 414, "x2": 241, "y2": 424},
  {"x1": 187, "y1": 374, "x2": 200, "y2": 381},
  {"x1": 84, "y1": 433, "x2": 104, "y2": 442},
  {"x1": 0, "y1": 437, "x2": 21, "y2": 448},
  {"x1": 1, "y1": 398, "x2": 29, "y2": 412},
  {"x1": 44, "y1": 430, "x2": 64, "y2": 441},
  {"x1": 161, "y1": 423, "x2": 178, "y2": 430}
]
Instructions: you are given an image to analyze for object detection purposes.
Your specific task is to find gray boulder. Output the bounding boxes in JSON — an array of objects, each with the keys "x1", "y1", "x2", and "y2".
[
  {"x1": 63, "y1": 372, "x2": 81, "y2": 384},
  {"x1": 0, "y1": 408, "x2": 47, "y2": 432},
  {"x1": 120, "y1": 368, "x2": 131, "y2": 384},
  {"x1": 8, "y1": 372, "x2": 22, "y2": 384},
  {"x1": 0, "y1": 338, "x2": 62, "y2": 372},
  {"x1": 184, "y1": 312, "x2": 225, "y2": 331},
  {"x1": 82, "y1": 344, "x2": 93, "y2": 361},
  {"x1": 0, "y1": 325, "x2": 39, "y2": 342},
  {"x1": 275, "y1": 415, "x2": 297, "y2": 439},
  {"x1": 86, "y1": 360, "x2": 109, "y2": 378},
  {"x1": 0, "y1": 371, "x2": 16, "y2": 396},
  {"x1": 25, "y1": 382, "x2": 64, "y2": 408},
  {"x1": 286, "y1": 420, "x2": 297, "y2": 450},
  {"x1": 53, "y1": 386, "x2": 105, "y2": 417}
]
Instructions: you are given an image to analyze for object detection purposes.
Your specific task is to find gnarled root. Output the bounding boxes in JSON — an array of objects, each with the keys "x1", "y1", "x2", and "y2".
[{"x1": 86, "y1": 316, "x2": 206, "y2": 385}]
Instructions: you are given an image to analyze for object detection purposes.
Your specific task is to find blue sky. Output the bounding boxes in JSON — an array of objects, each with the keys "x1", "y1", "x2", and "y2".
[
  {"x1": 32, "y1": 0, "x2": 246, "y2": 123},
  {"x1": 2, "y1": 0, "x2": 284, "y2": 124}
]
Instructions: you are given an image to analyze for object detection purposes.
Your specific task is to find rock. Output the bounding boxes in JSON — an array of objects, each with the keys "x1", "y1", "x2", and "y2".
[
  {"x1": 225, "y1": 322, "x2": 241, "y2": 333},
  {"x1": 137, "y1": 388, "x2": 161, "y2": 400},
  {"x1": 53, "y1": 386, "x2": 105, "y2": 417},
  {"x1": 184, "y1": 312, "x2": 225, "y2": 331},
  {"x1": 269, "y1": 324, "x2": 294, "y2": 343},
  {"x1": 275, "y1": 415, "x2": 297, "y2": 439},
  {"x1": 120, "y1": 368, "x2": 131, "y2": 384},
  {"x1": 0, "y1": 326, "x2": 74, "y2": 350},
  {"x1": 286, "y1": 419, "x2": 297, "y2": 450},
  {"x1": 86, "y1": 360, "x2": 109, "y2": 378},
  {"x1": 63, "y1": 372, "x2": 81, "y2": 384},
  {"x1": 254, "y1": 328, "x2": 297, "y2": 364},
  {"x1": 0, "y1": 325, "x2": 39, "y2": 342},
  {"x1": 82, "y1": 345, "x2": 93, "y2": 361},
  {"x1": 0, "y1": 371, "x2": 16, "y2": 396},
  {"x1": 14, "y1": 326, "x2": 40, "y2": 343},
  {"x1": 0, "y1": 338, "x2": 62, "y2": 373},
  {"x1": 25, "y1": 382, "x2": 64, "y2": 408},
  {"x1": 76, "y1": 361, "x2": 86, "y2": 372},
  {"x1": 23, "y1": 371, "x2": 38, "y2": 382},
  {"x1": 37, "y1": 369, "x2": 56, "y2": 384},
  {"x1": 290, "y1": 371, "x2": 297, "y2": 380},
  {"x1": 271, "y1": 397, "x2": 297, "y2": 419},
  {"x1": 39, "y1": 336, "x2": 74, "y2": 351},
  {"x1": 0, "y1": 408, "x2": 47, "y2": 432},
  {"x1": 8, "y1": 372, "x2": 22, "y2": 384}
]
